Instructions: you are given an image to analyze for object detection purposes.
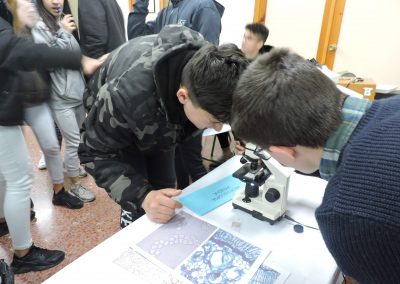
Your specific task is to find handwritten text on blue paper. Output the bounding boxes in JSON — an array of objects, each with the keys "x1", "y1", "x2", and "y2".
[{"x1": 177, "y1": 175, "x2": 245, "y2": 216}]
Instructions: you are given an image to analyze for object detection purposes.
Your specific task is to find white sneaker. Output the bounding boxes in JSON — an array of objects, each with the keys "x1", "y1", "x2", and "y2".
[
  {"x1": 37, "y1": 154, "x2": 47, "y2": 170},
  {"x1": 78, "y1": 166, "x2": 88, "y2": 178},
  {"x1": 70, "y1": 184, "x2": 95, "y2": 202}
]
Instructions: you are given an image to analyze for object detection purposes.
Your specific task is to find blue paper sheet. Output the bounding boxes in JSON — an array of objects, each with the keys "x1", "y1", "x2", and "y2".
[{"x1": 177, "y1": 175, "x2": 245, "y2": 216}]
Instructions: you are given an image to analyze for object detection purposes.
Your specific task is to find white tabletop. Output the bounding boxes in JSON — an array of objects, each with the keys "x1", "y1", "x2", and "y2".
[{"x1": 44, "y1": 156, "x2": 338, "y2": 284}]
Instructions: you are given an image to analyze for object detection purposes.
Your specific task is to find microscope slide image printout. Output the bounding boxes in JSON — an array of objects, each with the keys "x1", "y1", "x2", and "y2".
[
  {"x1": 179, "y1": 229, "x2": 263, "y2": 284},
  {"x1": 249, "y1": 261, "x2": 281, "y2": 284},
  {"x1": 137, "y1": 211, "x2": 217, "y2": 269},
  {"x1": 113, "y1": 248, "x2": 184, "y2": 284}
]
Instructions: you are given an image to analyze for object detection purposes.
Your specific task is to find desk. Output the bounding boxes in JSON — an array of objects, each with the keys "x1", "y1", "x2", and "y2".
[{"x1": 44, "y1": 156, "x2": 338, "y2": 284}]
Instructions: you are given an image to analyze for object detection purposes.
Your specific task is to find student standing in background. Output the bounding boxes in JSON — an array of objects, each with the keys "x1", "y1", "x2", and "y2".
[
  {"x1": 32, "y1": 0, "x2": 96, "y2": 203},
  {"x1": 0, "y1": 0, "x2": 102, "y2": 273},
  {"x1": 76, "y1": 0, "x2": 126, "y2": 59},
  {"x1": 241, "y1": 22, "x2": 272, "y2": 60}
]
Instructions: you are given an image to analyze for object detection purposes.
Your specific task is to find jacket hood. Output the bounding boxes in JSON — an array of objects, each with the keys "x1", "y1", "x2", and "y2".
[
  {"x1": 171, "y1": 0, "x2": 182, "y2": 7},
  {"x1": 260, "y1": 45, "x2": 274, "y2": 54},
  {"x1": 212, "y1": 0, "x2": 225, "y2": 17},
  {"x1": 152, "y1": 25, "x2": 206, "y2": 126}
]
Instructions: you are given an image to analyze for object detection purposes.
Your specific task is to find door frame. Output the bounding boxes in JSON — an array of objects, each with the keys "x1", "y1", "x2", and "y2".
[
  {"x1": 254, "y1": 0, "x2": 267, "y2": 23},
  {"x1": 316, "y1": 0, "x2": 346, "y2": 69}
]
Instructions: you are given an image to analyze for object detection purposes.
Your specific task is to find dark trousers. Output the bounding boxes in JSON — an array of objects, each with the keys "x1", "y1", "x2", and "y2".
[
  {"x1": 175, "y1": 132, "x2": 208, "y2": 189},
  {"x1": 129, "y1": 149, "x2": 176, "y2": 190},
  {"x1": 120, "y1": 149, "x2": 176, "y2": 225}
]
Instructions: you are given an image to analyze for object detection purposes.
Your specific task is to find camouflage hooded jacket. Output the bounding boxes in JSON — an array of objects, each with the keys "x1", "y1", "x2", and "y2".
[{"x1": 79, "y1": 25, "x2": 206, "y2": 210}]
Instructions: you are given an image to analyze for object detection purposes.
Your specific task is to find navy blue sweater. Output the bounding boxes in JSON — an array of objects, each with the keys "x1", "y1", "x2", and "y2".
[{"x1": 316, "y1": 96, "x2": 400, "y2": 283}]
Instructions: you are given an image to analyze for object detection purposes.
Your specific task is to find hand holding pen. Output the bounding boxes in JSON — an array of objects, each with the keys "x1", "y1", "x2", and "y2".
[{"x1": 60, "y1": 14, "x2": 77, "y2": 33}]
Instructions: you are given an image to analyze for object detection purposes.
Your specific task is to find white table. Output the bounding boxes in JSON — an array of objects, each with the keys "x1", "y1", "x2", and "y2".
[{"x1": 44, "y1": 156, "x2": 339, "y2": 284}]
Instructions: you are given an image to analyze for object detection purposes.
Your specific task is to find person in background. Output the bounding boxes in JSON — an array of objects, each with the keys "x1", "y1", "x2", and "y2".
[
  {"x1": 79, "y1": 25, "x2": 248, "y2": 227},
  {"x1": 36, "y1": 0, "x2": 125, "y2": 172},
  {"x1": 241, "y1": 22, "x2": 272, "y2": 60},
  {"x1": 18, "y1": 3, "x2": 84, "y2": 209},
  {"x1": 77, "y1": 0, "x2": 126, "y2": 59},
  {"x1": 0, "y1": 0, "x2": 101, "y2": 274},
  {"x1": 128, "y1": 0, "x2": 232, "y2": 187},
  {"x1": 32, "y1": 0, "x2": 96, "y2": 203},
  {"x1": 233, "y1": 22, "x2": 273, "y2": 156},
  {"x1": 128, "y1": 0, "x2": 223, "y2": 42},
  {"x1": 231, "y1": 48, "x2": 400, "y2": 283}
]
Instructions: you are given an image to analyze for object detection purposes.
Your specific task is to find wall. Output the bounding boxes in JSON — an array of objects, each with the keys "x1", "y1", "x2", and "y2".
[
  {"x1": 217, "y1": 0, "x2": 255, "y2": 46},
  {"x1": 266, "y1": 0, "x2": 325, "y2": 59},
  {"x1": 333, "y1": 0, "x2": 400, "y2": 85}
]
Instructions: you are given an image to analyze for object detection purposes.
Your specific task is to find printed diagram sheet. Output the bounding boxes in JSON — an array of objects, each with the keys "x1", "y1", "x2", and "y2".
[
  {"x1": 178, "y1": 228, "x2": 262, "y2": 283},
  {"x1": 137, "y1": 211, "x2": 217, "y2": 269},
  {"x1": 114, "y1": 211, "x2": 289, "y2": 283}
]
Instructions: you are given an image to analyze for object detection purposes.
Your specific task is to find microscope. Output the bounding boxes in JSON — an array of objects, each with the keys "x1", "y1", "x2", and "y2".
[{"x1": 232, "y1": 143, "x2": 293, "y2": 224}]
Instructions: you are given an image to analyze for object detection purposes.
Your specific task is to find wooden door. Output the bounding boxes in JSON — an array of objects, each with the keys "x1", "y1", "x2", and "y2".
[{"x1": 316, "y1": 0, "x2": 346, "y2": 69}]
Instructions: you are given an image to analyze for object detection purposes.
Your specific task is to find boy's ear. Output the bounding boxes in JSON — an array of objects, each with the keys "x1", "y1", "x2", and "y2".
[
  {"x1": 176, "y1": 87, "x2": 189, "y2": 105},
  {"x1": 268, "y1": 146, "x2": 296, "y2": 162},
  {"x1": 256, "y1": 40, "x2": 264, "y2": 51}
]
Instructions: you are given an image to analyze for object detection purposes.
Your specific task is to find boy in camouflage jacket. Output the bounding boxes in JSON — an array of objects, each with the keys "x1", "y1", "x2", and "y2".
[{"x1": 79, "y1": 25, "x2": 248, "y2": 227}]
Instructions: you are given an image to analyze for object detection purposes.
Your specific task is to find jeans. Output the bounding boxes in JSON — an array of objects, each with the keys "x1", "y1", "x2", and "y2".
[
  {"x1": 52, "y1": 104, "x2": 85, "y2": 178},
  {"x1": 25, "y1": 103, "x2": 64, "y2": 184},
  {"x1": 0, "y1": 126, "x2": 32, "y2": 250}
]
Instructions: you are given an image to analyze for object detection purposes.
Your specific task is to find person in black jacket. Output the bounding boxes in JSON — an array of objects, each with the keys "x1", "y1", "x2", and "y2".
[
  {"x1": 0, "y1": 0, "x2": 102, "y2": 274},
  {"x1": 78, "y1": 0, "x2": 126, "y2": 59}
]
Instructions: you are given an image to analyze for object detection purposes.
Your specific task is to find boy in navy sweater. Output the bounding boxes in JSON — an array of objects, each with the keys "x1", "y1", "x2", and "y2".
[{"x1": 231, "y1": 48, "x2": 400, "y2": 283}]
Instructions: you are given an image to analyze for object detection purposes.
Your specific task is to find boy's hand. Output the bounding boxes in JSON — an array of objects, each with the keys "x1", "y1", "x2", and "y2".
[
  {"x1": 81, "y1": 55, "x2": 104, "y2": 75},
  {"x1": 234, "y1": 140, "x2": 246, "y2": 155},
  {"x1": 60, "y1": 14, "x2": 77, "y2": 33},
  {"x1": 142, "y1": 189, "x2": 183, "y2": 224}
]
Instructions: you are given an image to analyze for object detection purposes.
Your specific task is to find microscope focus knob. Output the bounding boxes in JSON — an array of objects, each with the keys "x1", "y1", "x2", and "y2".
[{"x1": 265, "y1": 188, "x2": 280, "y2": 203}]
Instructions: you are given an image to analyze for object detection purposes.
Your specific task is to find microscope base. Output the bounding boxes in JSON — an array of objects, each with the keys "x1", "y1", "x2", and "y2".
[
  {"x1": 232, "y1": 190, "x2": 285, "y2": 225},
  {"x1": 232, "y1": 202, "x2": 282, "y2": 225}
]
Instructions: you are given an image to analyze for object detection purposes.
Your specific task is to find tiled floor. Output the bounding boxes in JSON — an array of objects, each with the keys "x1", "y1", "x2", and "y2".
[{"x1": 0, "y1": 127, "x2": 227, "y2": 284}]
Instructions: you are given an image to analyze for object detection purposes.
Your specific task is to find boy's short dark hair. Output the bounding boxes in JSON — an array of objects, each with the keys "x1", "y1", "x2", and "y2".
[
  {"x1": 245, "y1": 23, "x2": 269, "y2": 43},
  {"x1": 231, "y1": 48, "x2": 342, "y2": 149},
  {"x1": 181, "y1": 43, "x2": 249, "y2": 123}
]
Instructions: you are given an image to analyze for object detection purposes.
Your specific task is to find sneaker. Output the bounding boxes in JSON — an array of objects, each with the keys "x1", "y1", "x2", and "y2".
[
  {"x1": 0, "y1": 210, "x2": 36, "y2": 237},
  {"x1": 11, "y1": 244, "x2": 65, "y2": 274},
  {"x1": 37, "y1": 154, "x2": 46, "y2": 170},
  {"x1": 78, "y1": 166, "x2": 88, "y2": 178},
  {"x1": 70, "y1": 184, "x2": 95, "y2": 202},
  {"x1": 52, "y1": 188, "x2": 84, "y2": 209}
]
